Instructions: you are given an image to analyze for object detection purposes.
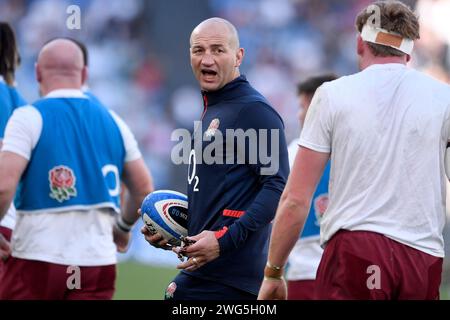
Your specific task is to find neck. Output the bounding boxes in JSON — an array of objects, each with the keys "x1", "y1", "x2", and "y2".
[
  {"x1": 360, "y1": 55, "x2": 407, "y2": 70},
  {"x1": 40, "y1": 79, "x2": 82, "y2": 96}
]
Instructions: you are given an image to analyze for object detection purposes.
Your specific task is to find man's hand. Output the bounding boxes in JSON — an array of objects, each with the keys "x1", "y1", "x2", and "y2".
[
  {"x1": 113, "y1": 224, "x2": 131, "y2": 253},
  {"x1": 138, "y1": 207, "x2": 172, "y2": 251},
  {"x1": 257, "y1": 278, "x2": 287, "y2": 300},
  {"x1": 140, "y1": 226, "x2": 172, "y2": 250},
  {"x1": 0, "y1": 233, "x2": 11, "y2": 261},
  {"x1": 173, "y1": 231, "x2": 220, "y2": 271}
]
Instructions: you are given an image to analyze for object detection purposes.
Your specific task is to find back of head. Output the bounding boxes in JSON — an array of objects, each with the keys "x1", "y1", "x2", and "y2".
[
  {"x1": 355, "y1": 1, "x2": 420, "y2": 57},
  {"x1": 0, "y1": 22, "x2": 20, "y2": 86},
  {"x1": 36, "y1": 39, "x2": 85, "y2": 95},
  {"x1": 72, "y1": 39, "x2": 88, "y2": 67},
  {"x1": 45, "y1": 37, "x2": 89, "y2": 67},
  {"x1": 297, "y1": 74, "x2": 338, "y2": 96}
]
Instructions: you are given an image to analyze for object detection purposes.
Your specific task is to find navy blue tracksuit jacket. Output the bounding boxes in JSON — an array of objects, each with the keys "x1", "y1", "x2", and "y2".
[{"x1": 184, "y1": 75, "x2": 289, "y2": 295}]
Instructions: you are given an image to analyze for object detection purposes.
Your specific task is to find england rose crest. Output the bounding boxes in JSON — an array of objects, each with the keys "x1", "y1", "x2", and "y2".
[
  {"x1": 204, "y1": 118, "x2": 220, "y2": 138},
  {"x1": 49, "y1": 166, "x2": 77, "y2": 203},
  {"x1": 313, "y1": 194, "x2": 329, "y2": 226},
  {"x1": 165, "y1": 282, "x2": 177, "y2": 299}
]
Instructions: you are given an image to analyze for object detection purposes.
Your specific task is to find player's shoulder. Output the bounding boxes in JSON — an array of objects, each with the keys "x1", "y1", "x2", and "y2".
[
  {"x1": 83, "y1": 90, "x2": 106, "y2": 107},
  {"x1": 239, "y1": 98, "x2": 284, "y2": 128},
  {"x1": 106, "y1": 109, "x2": 134, "y2": 138},
  {"x1": 9, "y1": 87, "x2": 27, "y2": 108},
  {"x1": 239, "y1": 85, "x2": 282, "y2": 119},
  {"x1": 242, "y1": 97, "x2": 275, "y2": 114},
  {"x1": 411, "y1": 69, "x2": 450, "y2": 96},
  {"x1": 313, "y1": 74, "x2": 355, "y2": 103},
  {"x1": 9, "y1": 104, "x2": 42, "y2": 124},
  {"x1": 232, "y1": 83, "x2": 270, "y2": 106},
  {"x1": 322, "y1": 71, "x2": 360, "y2": 92},
  {"x1": 107, "y1": 108, "x2": 124, "y2": 124}
]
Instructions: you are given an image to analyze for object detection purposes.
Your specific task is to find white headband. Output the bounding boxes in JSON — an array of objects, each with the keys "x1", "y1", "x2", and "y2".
[{"x1": 361, "y1": 24, "x2": 414, "y2": 55}]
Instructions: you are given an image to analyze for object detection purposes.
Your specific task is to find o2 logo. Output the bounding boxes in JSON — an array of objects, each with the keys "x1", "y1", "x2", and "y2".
[
  {"x1": 102, "y1": 164, "x2": 120, "y2": 197},
  {"x1": 187, "y1": 150, "x2": 199, "y2": 192}
]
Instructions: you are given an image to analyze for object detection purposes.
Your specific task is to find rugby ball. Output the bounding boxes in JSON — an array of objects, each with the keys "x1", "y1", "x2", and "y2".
[{"x1": 140, "y1": 190, "x2": 188, "y2": 247}]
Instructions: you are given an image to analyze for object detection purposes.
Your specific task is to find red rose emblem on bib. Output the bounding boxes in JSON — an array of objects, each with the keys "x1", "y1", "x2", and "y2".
[
  {"x1": 313, "y1": 194, "x2": 329, "y2": 226},
  {"x1": 49, "y1": 166, "x2": 77, "y2": 203}
]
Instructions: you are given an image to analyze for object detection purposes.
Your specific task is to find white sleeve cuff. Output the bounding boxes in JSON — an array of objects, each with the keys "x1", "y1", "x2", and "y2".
[{"x1": 298, "y1": 139, "x2": 331, "y2": 153}]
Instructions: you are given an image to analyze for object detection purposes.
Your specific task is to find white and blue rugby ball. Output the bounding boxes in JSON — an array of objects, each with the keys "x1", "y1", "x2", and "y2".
[{"x1": 141, "y1": 190, "x2": 188, "y2": 246}]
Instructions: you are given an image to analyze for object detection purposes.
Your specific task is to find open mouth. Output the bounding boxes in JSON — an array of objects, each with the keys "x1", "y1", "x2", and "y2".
[{"x1": 201, "y1": 69, "x2": 217, "y2": 76}]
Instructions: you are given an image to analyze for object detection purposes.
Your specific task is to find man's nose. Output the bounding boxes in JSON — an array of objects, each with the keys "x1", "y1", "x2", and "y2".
[{"x1": 201, "y1": 53, "x2": 214, "y2": 66}]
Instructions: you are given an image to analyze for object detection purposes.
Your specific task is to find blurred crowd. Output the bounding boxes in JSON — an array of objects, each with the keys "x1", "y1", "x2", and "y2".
[
  {"x1": 1, "y1": 0, "x2": 450, "y2": 272},
  {"x1": 1, "y1": 0, "x2": 449, "y2": 189}
]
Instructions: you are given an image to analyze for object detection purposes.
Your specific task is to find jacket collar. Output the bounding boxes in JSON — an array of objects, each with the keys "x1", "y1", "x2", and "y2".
[{"x1": 202, "y1": 75, "x2": 249, "y2": 107}]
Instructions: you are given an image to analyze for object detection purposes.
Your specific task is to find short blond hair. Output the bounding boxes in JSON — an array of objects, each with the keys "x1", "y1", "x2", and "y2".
[{"x1": 355, "y1": 1, "x2": 420, "y2": 57}]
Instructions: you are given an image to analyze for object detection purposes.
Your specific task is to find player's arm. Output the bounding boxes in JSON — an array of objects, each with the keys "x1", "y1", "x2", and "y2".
[
  {"x1": 258, "y1": 147, "x2": 329, "y2": 300},
  {"x1": 0, "y1": 150, "x2": 24, "y2": 260},
  {"x1": 108, "y1": 119, "x2": 170, "y2": 251},
  {"x1": 259, "y1": 85, "x2": 333, "y2": 300},
  {"x1": 0, "y1": 106, "x2": 38, "y2": 220},
  {"x1": 0, "y1": 152, "x2": 28, "y2": 220},
  {"x1": 109, "y1": 111, "x2": 154, "y2": 252},
  {"x1": 0, "y1": 107, "x2": 37, "y2": 260},
  {"x1": 113, "y1": 157, "x2": 154, "y2": 253},
  {"x1": 120, "y1": 158, "x2": 153, "y2": 226}
]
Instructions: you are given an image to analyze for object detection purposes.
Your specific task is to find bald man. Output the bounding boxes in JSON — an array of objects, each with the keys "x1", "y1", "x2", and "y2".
[
  {"x1": 0, "y1": 39, "x2": 153, "y2": 299},
  {"x1": 142, "y1": 18, "x2": 289, "y2": 300}
]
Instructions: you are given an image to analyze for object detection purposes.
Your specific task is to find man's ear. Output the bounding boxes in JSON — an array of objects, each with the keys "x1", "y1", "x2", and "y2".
[
  {"x1": 357, "y1": 35, "x2": 365, "y2": 56},
  {"x1": 235, "y1": 48, "x2": 244, "y2": 68},
  {"x1": 35, "y1": 63, "x2": 42, "y2": 83},
  {"x1": 81, "y1": 66, "x2": 88, "y2": 86}
]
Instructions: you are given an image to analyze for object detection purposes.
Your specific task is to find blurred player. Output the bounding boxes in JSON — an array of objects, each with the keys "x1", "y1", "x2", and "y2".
[
  {"x1": 259, "y1": 0, "x2": 450, "y2": 300},
  {"x1": 0, "y1": 21, "x2": 26, "y2": 288},
  {"x1": 0, "y1": 39, "x2": 153, "y2": 299},
  {"x1": 142, "y1": 17, "x2": 289, "y2": 300},
  {"x1": 286, "y1": 74, "x2": 336, "y2": 300}
]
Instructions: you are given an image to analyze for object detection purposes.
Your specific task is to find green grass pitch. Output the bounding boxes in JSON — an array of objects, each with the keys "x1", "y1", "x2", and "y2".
[
  {"x1": 114, "y1": 262, "x2": 179, "y2": 300},
  {"x1": 114, "y1": 261, "x2": 450, "y2": 300}
]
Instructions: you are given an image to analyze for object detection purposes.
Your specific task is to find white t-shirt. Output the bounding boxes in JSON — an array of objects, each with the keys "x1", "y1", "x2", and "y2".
[
  {"x1": 1, "y1": 89, "x2": 142, "y2": 266},
  {"x1": 286, "y1": 236, "x2": 323, "y2": 280},
  {"x1": 299, "y1": 63, "x2": 450, "y2": 258},
  {"x1": 286, "y1": 138, "x2": 323, "y2": 280}
]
